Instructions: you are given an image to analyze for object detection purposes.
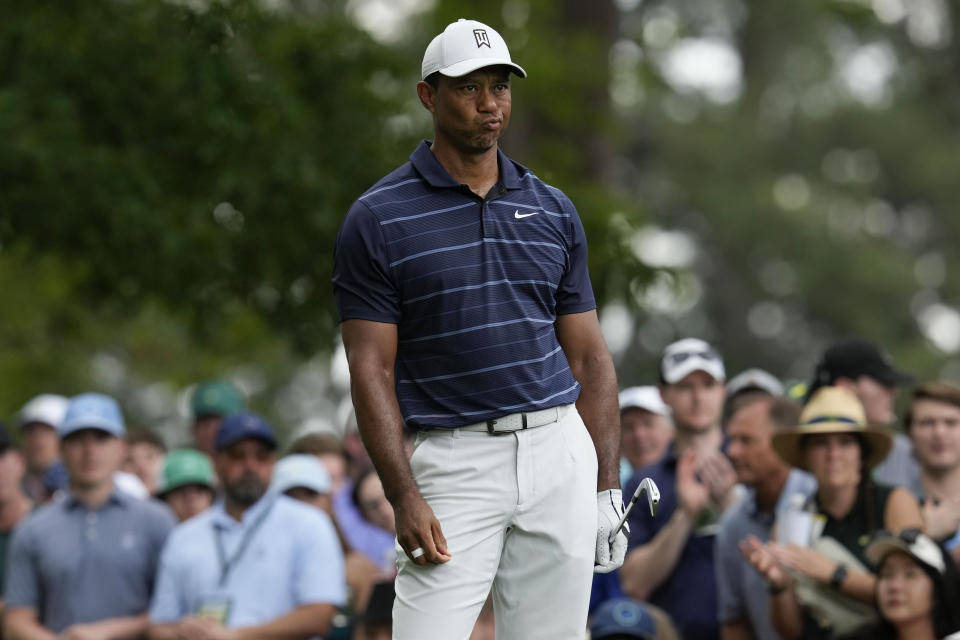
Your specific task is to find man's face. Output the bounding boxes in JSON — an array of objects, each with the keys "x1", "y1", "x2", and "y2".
[
  {"x1": 620, "y1": 408, "x2": 672, "y2": 470},
  {"x1": 909, "y1": 398, "x2": 960, "y2": 475},
  {"x1": 193, "y1": 415, "x2": 224, "y2": 457},
  {"x1": 0, "y1": 448, "x2": 26, "y2": 501},
  {"x1": 164, "y1": 484, "x2": 214, "y2": 522},
  {"x1": 214, "y1": 439, "x2": 274, "y2": 508},
  {"x1": 725, "y1": 399, "x2": 785, "y2": 487},
  {"x1": 418, "y1": 67, "x2": 512, "y2": 155},
  {"x1": 659, "y1": 370, "x2": 725, "y2": 433},
  {"x1": 852, "y1": 375, "x2": 897, "y2": 425},
  {"x1": 21, "y1": 422, "x2": 59, "y2": 471},
  {"x1": 61, "y1": 429, "x2": 124, "y2": 489}
]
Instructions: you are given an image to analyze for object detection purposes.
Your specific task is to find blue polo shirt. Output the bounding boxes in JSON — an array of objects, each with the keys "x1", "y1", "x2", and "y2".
[
  {"x1": 624, "y1": 448, "x2": 723, "y2": 640},
  {"x1": 4, "y1": 489, "x2": 175, "y2": 632},
  {"x1": 332, "y1": 141, "x2": 596, "y2": 429},
  {"x1": 149, "y1": 494, "x2": 345, "y2": 629},
  {"x1": 715, "y1": 469, "x2": 817, "y2": 638}
]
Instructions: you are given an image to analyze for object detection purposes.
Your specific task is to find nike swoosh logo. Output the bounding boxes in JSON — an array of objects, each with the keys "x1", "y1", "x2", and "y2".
[{"x1": 514, "y1": 210, "x2": 538, "y2": 219}]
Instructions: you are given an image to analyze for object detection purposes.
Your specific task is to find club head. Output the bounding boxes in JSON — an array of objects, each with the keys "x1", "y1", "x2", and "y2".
[{"x1": 639, "y1": 477, "x2": 661, "y2": 516}]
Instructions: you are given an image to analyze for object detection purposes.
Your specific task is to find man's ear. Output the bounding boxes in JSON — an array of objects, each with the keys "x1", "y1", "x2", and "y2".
[{"x1": 416, "y1": 81, "x2": 437, "y2": 113}]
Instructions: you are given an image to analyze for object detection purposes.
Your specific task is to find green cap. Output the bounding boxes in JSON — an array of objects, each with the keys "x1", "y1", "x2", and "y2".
[
  {"x1": 156, "y1": 449, "x2": 215, "y2": 496},
  {"x1": 191, "y1": 380, "x2": 245, "y2": 418}
]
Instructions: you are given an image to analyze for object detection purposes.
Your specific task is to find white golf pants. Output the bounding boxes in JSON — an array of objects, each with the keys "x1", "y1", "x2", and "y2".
[{"x1": 393, "y1": 405, "x2": 598, "y2": 640}]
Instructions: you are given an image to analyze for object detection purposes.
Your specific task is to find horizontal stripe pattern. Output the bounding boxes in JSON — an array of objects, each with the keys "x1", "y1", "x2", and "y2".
[{"x1": 333, "y1": 141, "x2": 596, "y2": 428}]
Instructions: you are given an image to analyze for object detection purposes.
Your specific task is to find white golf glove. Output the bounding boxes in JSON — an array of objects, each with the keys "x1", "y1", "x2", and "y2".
[{"x1": 595, "y1": 489, "x2": 628, "y2": 574}]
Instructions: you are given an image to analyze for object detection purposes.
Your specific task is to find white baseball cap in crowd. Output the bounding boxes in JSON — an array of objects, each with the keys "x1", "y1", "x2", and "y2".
[
  {"x1": 726, "y1": 368, "x2": 784, "y2": 398},
  {"x1": 18, "y1": 394, "x2": 69, "y2": 430},
  {"x1": 660, "y1": 338, "x2": 726, "y2": 385},
  {"x1": 421, "y1": 19, "x2": 526, "y2": 81},
  {"x1": 272, "y1": 454, "x2": 333, "y2": 496},
  {"x1": 619, "y1": 386, "x2": 671, "y2": 416}
]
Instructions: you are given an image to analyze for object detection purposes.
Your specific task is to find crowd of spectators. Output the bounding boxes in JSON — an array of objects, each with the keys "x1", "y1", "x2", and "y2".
[{"x1": 1, "y1": 335, "x2": 960, "y2": 639}]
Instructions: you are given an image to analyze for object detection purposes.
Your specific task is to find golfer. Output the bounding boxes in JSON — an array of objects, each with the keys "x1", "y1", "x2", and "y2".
[{"x1": 332, "y1": 18, "x2": 624, "y2": 640}]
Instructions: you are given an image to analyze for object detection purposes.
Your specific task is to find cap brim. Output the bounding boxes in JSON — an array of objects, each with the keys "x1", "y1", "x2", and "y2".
[
  {"x1": 771, "y1": 423, "x2": 893, "y2": 470},
  {"x1": 663, "y1": 357, "x2": 725, "y2": 385},
  {"x1": 865, "y1": 535, "x2": 946, "y2": 574},
  {"x1": 60, "y1": 420, "x2": 122, "y2": 438},
  {"x1": 875, "y1": 367, "x2": 915, "y2": 387},
  {"x1": 216, "y1": 433, "x2": 277, "y2": 451},
  {"x1": 438, "y1": 59, "x2": 526, "y2": 79},
  {"x1": 157, "y1": 481, "x2": 214, "y2": 498}
]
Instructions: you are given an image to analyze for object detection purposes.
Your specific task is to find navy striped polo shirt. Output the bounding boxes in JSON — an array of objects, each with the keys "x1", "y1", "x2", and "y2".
[{"x1": 333, "y1": 141, "x2": 596, "y2": 429}]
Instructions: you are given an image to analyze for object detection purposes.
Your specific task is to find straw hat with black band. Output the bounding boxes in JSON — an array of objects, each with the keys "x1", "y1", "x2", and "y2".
[{"x1": 772, "y1": 386, "x2": 893, "y2": 470}]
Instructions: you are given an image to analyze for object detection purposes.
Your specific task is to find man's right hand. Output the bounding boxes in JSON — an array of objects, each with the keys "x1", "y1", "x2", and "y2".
[{"x1": 394, "y1": 491, "x2": 451, "y2": 566}]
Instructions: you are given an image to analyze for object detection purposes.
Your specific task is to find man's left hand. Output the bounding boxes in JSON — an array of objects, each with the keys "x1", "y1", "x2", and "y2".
[{"x1": 595, "y1": 489, "x2": 628, "y2": 574}]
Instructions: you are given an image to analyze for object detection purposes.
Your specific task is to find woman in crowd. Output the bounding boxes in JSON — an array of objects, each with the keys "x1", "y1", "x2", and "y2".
[
  {"x1": 862, "y1": 528, "x2": 960, "y2": 639},
  {"x1": 742, "y1": 386, "x2": 924, "y2": 639}
]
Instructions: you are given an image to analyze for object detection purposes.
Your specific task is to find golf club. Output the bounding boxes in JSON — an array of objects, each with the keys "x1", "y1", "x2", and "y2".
[{"x1": 609, "y1": 477, "x2": 660, "y2": 543}]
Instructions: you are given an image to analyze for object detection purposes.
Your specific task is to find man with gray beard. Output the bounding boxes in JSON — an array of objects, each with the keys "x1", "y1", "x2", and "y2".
[{"x1": 148, "y1": 412, "x2": 346, "y2": 640}]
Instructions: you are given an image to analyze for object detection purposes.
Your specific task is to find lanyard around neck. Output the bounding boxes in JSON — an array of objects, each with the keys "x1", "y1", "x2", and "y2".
[{"x1": 213, "y1": 499, "x2": 275, "y2": 587}]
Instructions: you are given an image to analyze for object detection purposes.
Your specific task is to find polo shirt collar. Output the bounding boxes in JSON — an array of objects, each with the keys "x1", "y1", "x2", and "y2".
[
  {"x1": 409, "y1": 140, "x2": 521, "y2": 191},
  {"x1": 211, "y1": 493, "x2": 276, "y2": 530},
  {"x1": 64, "y1": 486, "x2": 131, "y2": 510},
  {"x1": 746, "y1": 468, "x2": 812, "y2": 521}
]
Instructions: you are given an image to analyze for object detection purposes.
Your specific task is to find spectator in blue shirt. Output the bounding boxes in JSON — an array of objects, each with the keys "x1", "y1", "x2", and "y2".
[
  {"x1": 148, "y1": 412, "x2": 346, "y2": 640},
  {"x1": 620, "y1": 338, "x2": 737, "y2": 640},
  {"x1": 4, "y1": 392, "x2": 175, "y2": 639},
  {"x1": 715, "y1": 392, "x2": 816, "y2": 639}
]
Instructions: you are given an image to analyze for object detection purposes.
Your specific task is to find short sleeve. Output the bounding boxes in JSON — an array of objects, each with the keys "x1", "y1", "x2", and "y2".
[
  {"x1": 714, "y1": 519, "x2": 745, "y2": 623},
  {"x1": 332, "y1": 200, "x2": 401, "y2": 324},
  {"x1": 148, "y1": 536, "x2": 187, "y2": 623},
  {"x1": 294, "y1": 510, "x2": 347, "y2": 606},
  {"x1": 4, "y1": 522, "x2": 40, "y2": 610},
  {"x1": 555, "y1": 200, "x2": 596, "y2": 316}
]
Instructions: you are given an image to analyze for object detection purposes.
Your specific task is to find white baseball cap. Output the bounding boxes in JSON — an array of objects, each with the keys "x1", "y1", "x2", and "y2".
[
  {"x1": 619, "y1": 386, "x2": 671, "y2": 416},
  {"x1": 726, "y1": 368, "x2": 784, "y2": 398},
  {"x1": 421, "y1": 19, "x2": 526, "y2": 81},
  {"x1": 660, "y1": 338, "x2": 726, "y2": 385},
  {"x1": 272, "y1": 454, "x2": 333, "y2": 496},
  {"x1": 18, "y1": 394, "x2": 69, "y2": 430}
]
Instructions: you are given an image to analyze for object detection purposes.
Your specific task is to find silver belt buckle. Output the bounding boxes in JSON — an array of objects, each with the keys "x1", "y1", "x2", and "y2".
[{"x1": 485, "y1": 413, "x2": 528, "y2": 435}]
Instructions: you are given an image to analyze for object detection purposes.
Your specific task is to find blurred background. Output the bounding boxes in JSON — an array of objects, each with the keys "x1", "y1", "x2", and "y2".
[{"x1": 2, "y1": 0, "x2": 957, "y2": 444}]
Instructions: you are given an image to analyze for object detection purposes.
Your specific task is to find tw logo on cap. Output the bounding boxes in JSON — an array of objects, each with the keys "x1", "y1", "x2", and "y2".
[{"x1": 473, "y1": 29, "x2": 490, "y2": 48}]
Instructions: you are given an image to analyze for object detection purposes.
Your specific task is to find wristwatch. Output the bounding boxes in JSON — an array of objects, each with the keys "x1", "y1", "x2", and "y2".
[{"x1": 829, "y1": 563, "x2": 848, "y2": 589}]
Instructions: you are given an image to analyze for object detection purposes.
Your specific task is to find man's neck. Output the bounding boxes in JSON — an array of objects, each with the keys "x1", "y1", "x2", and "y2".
[
  {"x1": 224, "y1": 498, "x2": 259, "y2": 523},
  {"x1": 817, "y1": 483, "x2": 858, "y2": 520},
  {"x1": 921, "y1": 463, "x2": 960, "y2": 500},
  {"x1": 754, "y1": 466, "x2": 791, "y2": 513},
  {"x1": 69, "y1": 480, "x2": 115, "y2": 510},
  {"x1": 673, "y1": 424, "x2": 722, "y2": 456},
  {"x1": 429, "y1": 140, "x2": 500, "y2": 198},
  {"x1": 0, "y1": 493, "x2": 31, "y2": 530}
]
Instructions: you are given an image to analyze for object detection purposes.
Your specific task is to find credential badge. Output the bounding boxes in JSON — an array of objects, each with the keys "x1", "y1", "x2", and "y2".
[{"x1": 473, "y1": 29, "x2": 491, "y2": 48}]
